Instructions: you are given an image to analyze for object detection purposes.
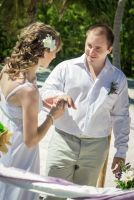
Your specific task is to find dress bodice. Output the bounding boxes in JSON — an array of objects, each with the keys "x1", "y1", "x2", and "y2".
[
  {"x1": 0, "y1": 82, "x2": 40, "y2": 200},
  {"x1": 0, "y1": 82, "x2": 43, "y2": 125}
]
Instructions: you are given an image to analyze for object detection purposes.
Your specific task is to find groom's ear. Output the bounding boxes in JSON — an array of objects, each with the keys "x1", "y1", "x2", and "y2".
[{"x1": 107, "y1": 46, "x2": 113, "y2": 54}]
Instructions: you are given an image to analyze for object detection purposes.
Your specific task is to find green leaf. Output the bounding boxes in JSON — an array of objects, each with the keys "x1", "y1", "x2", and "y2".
[{"x1": 0, "y1": 122, "x2": 6, "y2": 134}]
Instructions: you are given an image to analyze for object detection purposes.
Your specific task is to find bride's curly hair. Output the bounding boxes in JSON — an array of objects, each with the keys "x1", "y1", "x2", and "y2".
[{"x1": 2, "y1": 22, "x2": 61, "y2": 80}]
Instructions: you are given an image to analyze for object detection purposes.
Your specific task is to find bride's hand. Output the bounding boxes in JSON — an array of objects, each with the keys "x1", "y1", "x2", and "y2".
[{"x1": 49, "y1": 99, "x2": 67, "y2": 120}]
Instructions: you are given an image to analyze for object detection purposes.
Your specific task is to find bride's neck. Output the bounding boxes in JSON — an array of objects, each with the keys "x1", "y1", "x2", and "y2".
[
  {"x1": 26, "y1": 71, "x2": 37, "y2": 83},
  {"x1": 24, "y1": 65, "x2": 38, "y2": 83},
  {"x1": 15, "y1": 69, "x2": 37, "y2": 84}
]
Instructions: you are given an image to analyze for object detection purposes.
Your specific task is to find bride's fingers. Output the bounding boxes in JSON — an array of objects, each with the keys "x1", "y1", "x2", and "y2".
[
  {"x1": 57, "y1": 100, "x2": 67, "y2": 109},
  {"x1": 55, "y1": 96, "x2": 76, "y2": 109}
]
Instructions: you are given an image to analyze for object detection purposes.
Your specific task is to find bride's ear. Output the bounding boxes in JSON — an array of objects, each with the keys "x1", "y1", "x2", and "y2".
[
  {"x1": 43, "y1": 51, "x2": 47, "y2": 57},
  {"x1": 43, "y1": 49, "x2": 50, "y2": 56}
]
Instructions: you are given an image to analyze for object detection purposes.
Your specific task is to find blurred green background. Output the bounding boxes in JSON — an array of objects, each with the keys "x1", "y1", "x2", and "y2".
[{"x1": 0, "y1": 0, "x2": 133, "y2": 77}]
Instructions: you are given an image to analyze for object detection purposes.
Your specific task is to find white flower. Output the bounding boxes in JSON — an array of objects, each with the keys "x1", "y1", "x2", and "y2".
[
  {"x1": 43, "y1": 34, "x2": 56, "y2": 52},
  {"x1": 121, "y1": 169, "x2": 134, "y2": 183}
]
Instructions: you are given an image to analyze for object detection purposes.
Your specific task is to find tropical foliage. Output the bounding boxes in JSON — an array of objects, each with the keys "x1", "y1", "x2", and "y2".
[{"x1": 0, "y1": 0, "x2": 133, "y2": 76}]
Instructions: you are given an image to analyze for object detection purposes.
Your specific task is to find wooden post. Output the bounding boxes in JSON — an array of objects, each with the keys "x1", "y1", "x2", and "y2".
[{"x1": 97, "y1": 134, "x2": 111, "y2": 187}]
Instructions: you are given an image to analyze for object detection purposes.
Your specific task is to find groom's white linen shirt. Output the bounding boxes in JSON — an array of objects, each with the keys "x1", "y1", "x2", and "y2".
[{"x1": 40, "y1": 54, "x2": 130, "y2": 159}]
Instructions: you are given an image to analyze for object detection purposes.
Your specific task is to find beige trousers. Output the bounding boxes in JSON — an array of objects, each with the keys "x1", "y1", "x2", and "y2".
[{"x1": 45, "y1": 129, "x2": 109, "y2": 200}]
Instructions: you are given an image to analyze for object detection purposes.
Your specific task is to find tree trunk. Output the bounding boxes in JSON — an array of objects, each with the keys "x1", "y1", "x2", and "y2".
[
  {"x1": 27, "y1": 0, "x2": 38, "y2": 24},
  {"x1": 113, "y1": 0, "x2": 127, "y2": 68}
]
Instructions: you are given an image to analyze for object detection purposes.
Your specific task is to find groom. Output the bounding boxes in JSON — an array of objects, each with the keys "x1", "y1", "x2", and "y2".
[{"x1": 40, "y1": 24, "x2": 130, "y2": 199}]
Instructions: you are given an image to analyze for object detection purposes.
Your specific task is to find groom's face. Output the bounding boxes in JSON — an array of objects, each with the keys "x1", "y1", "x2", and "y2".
[{"x1": 85, "y1": 30, "x2": 112, "y2": 65}]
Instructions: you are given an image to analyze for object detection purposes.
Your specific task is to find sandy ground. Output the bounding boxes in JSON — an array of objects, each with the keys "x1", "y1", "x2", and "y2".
[{"x1": 39, "y1": 78, "x2": 134, "y2": 187}]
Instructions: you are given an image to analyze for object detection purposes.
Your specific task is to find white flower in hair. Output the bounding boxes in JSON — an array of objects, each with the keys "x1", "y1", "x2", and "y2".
[{"x1": 43, "y1": 34, "x2": 56, "y2": 52}]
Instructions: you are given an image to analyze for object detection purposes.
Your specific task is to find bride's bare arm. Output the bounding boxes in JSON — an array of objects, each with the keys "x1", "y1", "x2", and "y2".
[{"x1": 18, "y1": 86, "x2": 65, "y2": 147}]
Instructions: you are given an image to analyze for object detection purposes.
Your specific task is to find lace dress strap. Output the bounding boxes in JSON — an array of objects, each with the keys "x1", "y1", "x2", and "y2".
[{"x1": 6, "y1": 82, "x2": 34, "y2": 101}]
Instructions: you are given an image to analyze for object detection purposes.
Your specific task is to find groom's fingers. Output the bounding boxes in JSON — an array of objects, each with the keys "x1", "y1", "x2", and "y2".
[
  {"x1": 43, "y1": 100, "x2": 52, "y2": 108},
  {"x1": 67, "y1": 98, "x2": 77, "y2": 109},
  {"x1": 111, "y1": 157, "x2": 125, "y2": 174}
]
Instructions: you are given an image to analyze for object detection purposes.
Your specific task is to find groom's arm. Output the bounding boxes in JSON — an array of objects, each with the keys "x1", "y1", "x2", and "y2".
[
  {"x1": 40, "y1": 62, "x2": 66, "y2": 100},
  {"x1": 40, "y1": 62, "x2": 76, "y2": 109},
  {"x1": 111, "y1": 76, "x2": 130, "y2": 173}
]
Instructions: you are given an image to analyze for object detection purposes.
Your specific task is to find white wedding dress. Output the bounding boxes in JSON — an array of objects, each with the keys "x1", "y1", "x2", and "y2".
[{"x1": 0, "y1": 82, "x2": 42, "y2": 200}]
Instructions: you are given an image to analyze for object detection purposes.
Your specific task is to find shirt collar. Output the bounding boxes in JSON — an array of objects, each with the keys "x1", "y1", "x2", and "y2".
[
  {"x1": 73, "y1": 54, "x2": 113, "y2": 74},
  {"x1": 103, "y1": 57, "x2": 113, "y2": 72},
  {"x1": 72, "y1": 53, "x2": 85, "y2": 65}
]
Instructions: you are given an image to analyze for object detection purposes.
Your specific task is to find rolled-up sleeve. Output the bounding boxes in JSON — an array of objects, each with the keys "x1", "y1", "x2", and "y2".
[
  {"x1": 40, "y1": 62, "x2": 67, "y2": 100},
  {"x1": 111, "y1": 77, "x2": 130, "y2": 159}
]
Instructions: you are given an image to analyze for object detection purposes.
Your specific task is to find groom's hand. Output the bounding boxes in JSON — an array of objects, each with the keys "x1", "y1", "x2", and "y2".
[{"x1": 111, "y1": 157, "x2": 125, "y2": 174}]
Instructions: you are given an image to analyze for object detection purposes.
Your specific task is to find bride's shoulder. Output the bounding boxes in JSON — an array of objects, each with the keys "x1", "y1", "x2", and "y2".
[{"x1": 19, "y1": 83, "x2": 39, "y2": 103}]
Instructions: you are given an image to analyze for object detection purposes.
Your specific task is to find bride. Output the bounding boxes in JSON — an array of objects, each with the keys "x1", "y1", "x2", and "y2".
[{"x1": 0, "y1": 22, "x2": 66, "y2": 200}]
